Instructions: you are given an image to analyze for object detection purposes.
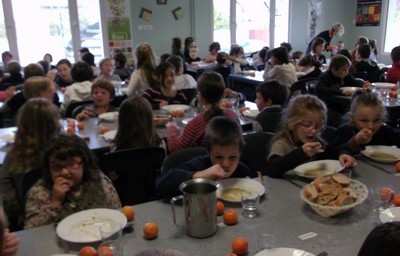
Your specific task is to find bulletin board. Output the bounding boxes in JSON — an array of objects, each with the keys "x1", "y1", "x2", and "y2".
[{"x1": 356, "y1": 0, "x2": 382, "y2": 26}]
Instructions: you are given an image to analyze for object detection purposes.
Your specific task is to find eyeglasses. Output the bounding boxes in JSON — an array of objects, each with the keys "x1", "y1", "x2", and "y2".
[
  {"x1": 298, "y1": 122, "x2": 323, "y2": 132},
  {"x1": 50, "y1": 160, "x2": 82, "y2": 172}
]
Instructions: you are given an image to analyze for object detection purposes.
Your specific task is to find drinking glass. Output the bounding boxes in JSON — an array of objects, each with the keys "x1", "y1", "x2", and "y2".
[
  {"x1": 241, "y1": 191, "x2": 260, "y2": 218},
  {"x1": 99, "y1": 222, "x2": 123, "y2": 242},
  {"x1": 98, "y1": 240, "x2": 123, "y2": 256},
  {"x1": 369, "y1": 187, "x2": 390, "y2": 215},
  {"x1": 254, "y1": 224, "x2": 277, "y2": 252}
]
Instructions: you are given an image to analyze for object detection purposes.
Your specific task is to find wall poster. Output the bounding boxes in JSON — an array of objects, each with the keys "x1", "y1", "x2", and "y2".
[{"x1": 356, "y1": 0, "x2": 382, "y2": 26}]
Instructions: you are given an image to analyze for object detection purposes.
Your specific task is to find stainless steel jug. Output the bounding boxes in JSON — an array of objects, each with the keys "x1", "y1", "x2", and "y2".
[{"x1": 170, "y1": 178, "x2": 219, "y2": 238}]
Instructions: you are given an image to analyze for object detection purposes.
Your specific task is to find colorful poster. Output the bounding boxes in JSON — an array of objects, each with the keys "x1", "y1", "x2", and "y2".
[
  {"x1": 356, "y1": 0, "x2": 381, "y2": 26},
  {"x1": 105, "y1": 0, "x2": 133, "y2": 62}
]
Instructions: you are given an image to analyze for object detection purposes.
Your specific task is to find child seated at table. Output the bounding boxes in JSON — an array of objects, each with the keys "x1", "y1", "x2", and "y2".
[
  {"x1": 358, "y1": 222, "x2": 400, "y2": 256},
  {"x1": 253, "y1": 80, "x2": 288, "y2": 133},
  {"x1": 315, "y1": 54, "x2": 366, "y2": 127},
  {"x1": 265, "y1": 95, "x2": 355, "y2": 178},
  {"x1": 157, "y1": 116, "x2": 250, "y2": 197},
  {"x1": 386, "y1": 46, "x2": 400, "y2": 84},
  {"x1": 24, "y1": 134, "x2": 121, "y2": 229},
  {"x1": 166, "y1": 55, "x2": 197, "y2": 90},
  {"x1": 185, "y1": 45, "x2": 202, "y2": 65},
  {"x1": 76, "y1": 79, "x2": 118, "y2": 120},
  {"x1": 143, "y1": 62, "x2": 188, "y2": 110},
  {"x1": 111, "y1": 97, "x2": 166, "y2": 151},
  {"x1": 96, "y1": 57, "x2": 121, "y2": 82},
  {"x1": 330, "y1": 90, "x2": 399, "y2": 154},
  {"x1": 166, "y1": 71, "x2": 238, "y2": 153}
]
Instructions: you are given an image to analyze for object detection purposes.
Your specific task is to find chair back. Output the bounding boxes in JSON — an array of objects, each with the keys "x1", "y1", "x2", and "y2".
[
  {"x1": 240, "y1": 132, "x2": 275, "y2": 178},
  {"x1": 102, "y1": 147, "x2": 166, "y2": 205},
  {"x1": 289, "y1": 78, "x2": 317, "y2": 98},
  {"x1": 162, "y1": 146, "x2": 208, "y2": 172},
  {"x1": 305, "y1": 80, "x2": 318, "y2": 95},
  {"x1": 65, "y1": 100, "x2": 94, "y2": 118},
  {"x1": 22, "y1": 168, "x2": 42, "y2": 200},
  {"x1": 111, "y1": 94, "x2": 128, "y2": 108}
]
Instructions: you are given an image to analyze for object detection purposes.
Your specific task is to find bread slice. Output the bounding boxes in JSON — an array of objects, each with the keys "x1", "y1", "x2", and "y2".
[
  {"x1": 316, "y1": 191, "x2": 337, "y2": 205},
  {"x1": 313, "y1": 176, "x2": 329, "y2": 190},
  {"x1": 331, "y1": 173, "x2": 350, "y2": 186},
  {"x1": 303, "y1": 184, "x2": 318, "y2": 202},
  {"x1": 333, "y1": 193, "x2": 354, "y2": 206}
]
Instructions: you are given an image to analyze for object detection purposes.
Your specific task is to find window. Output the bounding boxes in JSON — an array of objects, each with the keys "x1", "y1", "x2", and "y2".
[
  {"x1": 213, "y1": 0, "x2": 289, "y2": 54},
  {"x1": 2, "y1": 0, "x2": 104, "y2": 66},
  {"x1": 384, "y1": 0, "x2": 400, "y2": 53},
  {"x1": 0, "y1": 0, "x2": 9, "y2": 61}
]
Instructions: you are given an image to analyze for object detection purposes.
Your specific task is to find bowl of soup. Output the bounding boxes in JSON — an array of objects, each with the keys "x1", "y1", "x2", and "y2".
[{"x1": 361, "y1": 145, "x2": 400, "y2": 163}]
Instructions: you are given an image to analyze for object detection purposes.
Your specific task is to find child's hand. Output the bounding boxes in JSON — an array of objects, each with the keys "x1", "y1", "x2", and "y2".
[
  {"x1": 302, "y1": 142, "x2": 322, "y2": 157},
  {"x1": 3, "y1": 228, "x2": 20, "y2": 256},
  {"x1": 159, "y1": 100, "x2": 169, "y2": 108},
  {"x1": 339, "y1": 154, "x2": 357, "y2": 168},
  {"x1": 76, "y1": 111, "x2": 89, "y2": 121},
  {"x1": 51, "y1": 177, "x2": 72, "y2": 207},
  {"x1": 192, "y1": 164, "x2": 226, "y2": 180},
  {"x1": 355, "y1": 128, "x2": 373, "y2": 145}
]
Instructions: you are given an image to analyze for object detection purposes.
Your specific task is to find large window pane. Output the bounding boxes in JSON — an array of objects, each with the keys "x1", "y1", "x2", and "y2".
[
  {"x1": 77, "y1": 0, "x2": 104, "y2": 64},
  {"x1": 275, "y1": 0, "x2": 289, "y2": 47},
  {"x1": 213, "y1": 0, "x2": 230, "y2": 52},
  {"x1": 12, "y1": 0, "x2": 71, "y2": 66},
  {"x1": 236, "y1": 0, "x2": 270, "y2": 54},
  {"x1": 384, "y1": 0, "x2": 400, "y2": 53},
  {"x1": 0, "y1": 0, "x2": 10, "y2": 62}
]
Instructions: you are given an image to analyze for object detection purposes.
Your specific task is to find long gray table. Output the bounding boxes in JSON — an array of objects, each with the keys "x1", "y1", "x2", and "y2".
[{"x1": 15, "y1": 156, "x2": 400, "y2": 256}]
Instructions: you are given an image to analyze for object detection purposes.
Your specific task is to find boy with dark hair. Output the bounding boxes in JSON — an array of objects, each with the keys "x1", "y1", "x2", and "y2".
[
  {"x1": 156, "y1": 116, "x2": 250, "y2": 197},
  {"x1": 354, "y1": 44, "x2": 380, "y2": 82},
  {"x1": 253, "y1": 80, "x2": 288, "y2": 133}
]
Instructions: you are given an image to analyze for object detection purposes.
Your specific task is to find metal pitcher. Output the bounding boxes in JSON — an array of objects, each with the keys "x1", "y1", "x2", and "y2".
[{"x1": 170, "y1": 178, "x2": 219, "y2": 238}]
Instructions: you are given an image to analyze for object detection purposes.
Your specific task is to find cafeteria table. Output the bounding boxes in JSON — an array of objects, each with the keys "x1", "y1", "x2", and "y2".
[
  {"x1": 15, "y1": 156, "x2": 400, "y2": 256},
  {"x1": 228, "y1": 71, "x2": 264, "y2": 102},
  {"x1": 0, "y1": 101, "x2": 258, "y2": 166}
]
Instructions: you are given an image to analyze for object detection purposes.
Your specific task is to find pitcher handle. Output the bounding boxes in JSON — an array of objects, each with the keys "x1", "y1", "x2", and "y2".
[{"x1": 170, "y1": 195, "x2": 183, "y2": 227}]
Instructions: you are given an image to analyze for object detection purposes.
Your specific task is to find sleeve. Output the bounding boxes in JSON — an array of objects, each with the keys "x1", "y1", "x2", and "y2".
[
  {"x1": 0, "y1": 162, "x2": 21, "y2": 219},
  {"x1": 24, "y1": 185, "x2": 62, "y2": 229},
  {"x1": 330, "y1": 126, "x2": 362, "y2": 154},
  {"x1": 143, "y1": 89, "x2": 161, "y2": 110},
  {"x1": 126, "y1": 72, "x2": 140, "y2": 97},
  {"x1": 265, "y1": 140, "x2": 310, "y2": 178},
  {"x1": 315, "y1": 76, "x2": 342, "y2": 97},
  {"x1": 156, "y1": 157, "x2": 208, "y2": 197},
  {"x1": 167, "y1": 120, "x2": 199, "y2": 153},
  {"x1": 102, "y1": 176, "x2": 122, "y2": 209}
]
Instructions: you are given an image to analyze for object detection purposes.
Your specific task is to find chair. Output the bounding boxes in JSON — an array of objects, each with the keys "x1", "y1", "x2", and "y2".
[
  {"x1": 161, "y1": 146, "x2": 208, "y2": 172},
  {"x1": 305, "y1": 79, "x2": 318, "y2": 95},
  {"x1": 65, "y1": 100, "x2": 94, "y2": 118},
  {"x1": 320, "y1": 125, "x2": 337, "y2": 144},
  {"x1": 289, "y1": 78, "x2": 317, "y2": 98},
  {"x1": 240, "y1": 132, "x2": 275, "y2": 178},
  {"x1": 102, "y1": 147, "x2": 166, "y2": 205}
]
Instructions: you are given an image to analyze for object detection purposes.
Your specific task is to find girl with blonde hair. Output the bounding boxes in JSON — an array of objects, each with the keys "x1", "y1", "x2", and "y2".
[{"x1": 266, "y1": 95, "x2": 355, "y2": 178}]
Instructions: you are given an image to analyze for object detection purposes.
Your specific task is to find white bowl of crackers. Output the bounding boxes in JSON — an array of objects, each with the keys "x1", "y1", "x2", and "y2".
[{"x1": 300, "y1": 173, "x2": 368, "y2": 217}]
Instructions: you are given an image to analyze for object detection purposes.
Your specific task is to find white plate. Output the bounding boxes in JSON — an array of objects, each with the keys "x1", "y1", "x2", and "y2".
[
  {"x1": 216, "y1": 178, "x2": 265, "y2": 203},
  {"x1": 380, "y1": 207, "x2": 400, "y2": 223},
  {"x1": 361, "y1": 145, "x2": 400, "y2": 163},
  {"x1": 103, "y1": 130, "x2": 117, "y2": 141},
  {"x1": 340, "y1": 87, "x2": 359, "y2": 93},
  {"x1": 182, "y1": 117, "x2": 193, "y2": 125},
  {"x1": 255, "y1": 247, "x2": 315, "y2": 256},
  {"x1": 373, "y1": 82, "x2": 396, "y2": 89},
  {"x1": 162, "y1": 104, "x2": 190, "y2": 113},
  {"x1": 294, "y1": 160, "x2": 341, "y2": 179},
  {"x1": 56, "y1": 208, "x2": 127, "y2": 243},
  {"x1": 98, "y1": 112, "x2": 119, "y2": 122},
  {"x1": 0, "y1": 133, "x2": 15, "y2": 144},
  {"x1": 242, "y1": 109, "x2": 260, "y2": 118}
]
